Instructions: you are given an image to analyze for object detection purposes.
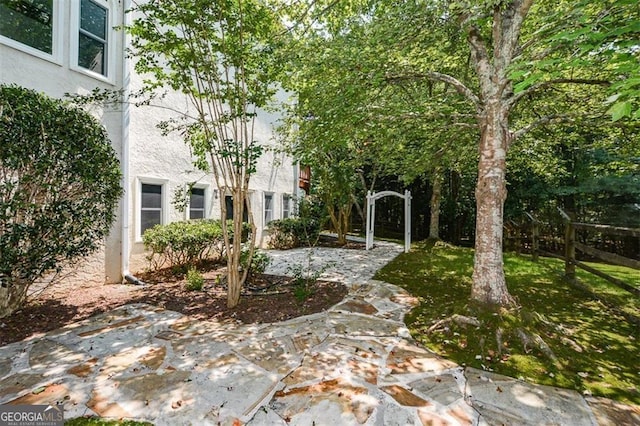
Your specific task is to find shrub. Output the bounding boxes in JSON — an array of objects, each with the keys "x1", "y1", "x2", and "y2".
[
  {"x1": 143, "y1": 219, "x2": 226, "y2": 271},
  {"x1": 0, "y1": 85, "x2": 122, "y2": 318},
  {"x1": 185, "y1": 268, "x2": 204, "y2": 291},
  {"x1": 268, "y1": 217, "x2": 321, "y2": 249},
  {"x1": 240, "y1": 247, "x2": 270, "y2": 280}
]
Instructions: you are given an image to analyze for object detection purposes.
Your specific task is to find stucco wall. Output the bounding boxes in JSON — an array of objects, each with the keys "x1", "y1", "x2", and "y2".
[
  {"x1": 1, "y1": 0, "x2": 298, "y2": 282},
  {"x1": 127, "y1": 72, "x2": 298, "y2": 267},
  {"x1": 0, "y1": 0, "x2": 126, "y2": 284}
]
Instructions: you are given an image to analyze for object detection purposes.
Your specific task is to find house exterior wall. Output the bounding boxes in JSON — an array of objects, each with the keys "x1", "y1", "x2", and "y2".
[
  {"x1": 1, "y1": 0, "x2": 297, "y2": 281},
  {"x1": 0, "y1": 0, "x2": 126, "y2": 284}
]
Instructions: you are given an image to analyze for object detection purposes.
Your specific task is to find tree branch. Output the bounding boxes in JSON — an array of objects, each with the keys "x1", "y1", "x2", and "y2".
[
  {"x1": 385, "y1": 72, "x2": 480, "y2": 108},
  {"x1": 509, "y1": 78, "x2": 611, "y2": 108}
]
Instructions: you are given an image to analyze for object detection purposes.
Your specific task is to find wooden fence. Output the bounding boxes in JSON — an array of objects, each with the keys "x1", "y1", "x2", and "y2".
[{"x1": 505, "y1": 208, "x2": 640, "y2": 297}]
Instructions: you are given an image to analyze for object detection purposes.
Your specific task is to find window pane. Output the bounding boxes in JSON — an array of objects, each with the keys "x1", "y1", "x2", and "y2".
[
  {"x1": 283, "y1": 195, "x2": 290, "y2": 218},
  {"x1": 0, "y1": 0, "x2": 53, "y2": 54},
  {"x1": 80, "y1": 0, "x2": 106, "y2": 39},
  {"x1": 78, "y1": 32, "x2": 105, "y2": 74},
  {"x1": 264, "y1": 194, "x2": 273, "y2": 223},
  {"x1": 190, "y1": 188, "x2": 205, "y2": 209},
  {"x1": 141, "y1": 210, "x2": 161, "y2": 235},
  {"x1": 141, "y1": 184, "x2": 161, "y2": 209},
  {"x1": 190, "y1": 209, "x2": 204, "y2": 220},
  {"x1": 225, "y1": 196, "x2": 234, "y2": 220}
]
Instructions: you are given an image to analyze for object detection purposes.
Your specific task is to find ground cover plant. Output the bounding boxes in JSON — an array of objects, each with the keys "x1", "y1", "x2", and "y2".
[{"x1": 375, "y1": 240, "x2": 640, "y2": 405}]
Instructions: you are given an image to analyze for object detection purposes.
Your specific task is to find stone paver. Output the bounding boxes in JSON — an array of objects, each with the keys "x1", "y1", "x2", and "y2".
[{"x1": 1, "y1": 239, "x2": 638, "y2": 425}]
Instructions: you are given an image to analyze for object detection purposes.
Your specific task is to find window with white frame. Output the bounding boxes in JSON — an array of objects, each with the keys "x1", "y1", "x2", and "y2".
[
  {"x1": 0, "y1": 0, "x2": 55, "y2": 55},
  {"x1": 140, "y1": 183, "x2": 163, "y2": 236},
  {"x1": 264, "y1": 193, "x2": 273, "y2": 224},
  {"x1": 78, "y1": 0, "x2": 108, "y2": 76},
  {"x1": 282, "y1": 194, "x2": 291, "y2": 219},
  {"x1": 189, "y1": 187, "x2": 205, "y2": 220}
]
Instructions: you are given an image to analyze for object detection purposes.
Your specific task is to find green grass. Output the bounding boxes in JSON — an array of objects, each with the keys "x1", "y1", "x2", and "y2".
[
  {"x1": 375, "y1": 240, "x2": 640, "y2": 405},
  {"x1": 65, "y1": 419, "x2": 153, "y2": 426}
]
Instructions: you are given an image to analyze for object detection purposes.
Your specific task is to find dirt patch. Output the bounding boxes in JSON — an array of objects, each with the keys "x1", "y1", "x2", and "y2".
[{"x1": 0, "y1": 267, "x2": 347, "y2": 346}]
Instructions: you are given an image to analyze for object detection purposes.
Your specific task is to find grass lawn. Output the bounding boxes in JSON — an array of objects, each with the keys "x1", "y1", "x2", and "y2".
[{"x1": 375, "y1": 240, "x2": 640, "y2": 405}]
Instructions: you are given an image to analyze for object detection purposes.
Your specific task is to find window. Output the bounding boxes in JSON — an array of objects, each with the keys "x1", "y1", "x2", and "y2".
[
  {"x1": 140, "y1": 183, "x2": 162, "y2": 236},
  {"x1": 78, "y1": 0, "x2": 107, "y2": 75},
  {"x1": 189, "y1": 187, "x2": 205, "y2": 220},
  {"x1": 282, "y1": 194, "x2": 291, "y2": 219},
  {"x1": 264, "y1": 193, "x2": 273, "y2": 224},
  {"x1": 225, "y1": 195, "x2": 248, "y2": 222},
  {"x1": 0, "y1": 0, "x2": 54, "y2": 54}
]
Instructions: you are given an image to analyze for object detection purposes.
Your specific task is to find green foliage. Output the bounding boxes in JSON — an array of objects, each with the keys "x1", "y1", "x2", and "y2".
[
  {"x1": 268, "y1": 217, "x2": 321, "y2": 249},
  {"x1": 287, "y1": 250, "x2": 332, "y2": 303},
  {"x1": 240, "y1": 246, "x2": 270, "y2": 276},
  {"x1": 142, "y1": 219, "x2": 226, "y2": 271},
  {"x1": 0, "y1": 84, "x2": 122, "y2": 318},
  {"x1": 545, "y1": 0, "x2": 640, "y2": 121},
  {"x1": 185, "y1": 267, "x2": 204, "y2": 291},
  {"x1": 268, "y1": 195, "x2": 325, "y2": 249},
  {"x1": 375, "y1": 242, "x2": 640, "y2": 405},
  {"x1": 125, "y1": 0, "x2": 284, "y2": 307}
]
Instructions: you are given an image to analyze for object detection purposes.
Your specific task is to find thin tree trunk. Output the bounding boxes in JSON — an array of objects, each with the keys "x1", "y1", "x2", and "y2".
[
  {"x1": 429, "y1": 170, "x2": 443, "y2": 240},
  {"x1": 227, "y1": 189, "x2": 243, "y2": 308}
]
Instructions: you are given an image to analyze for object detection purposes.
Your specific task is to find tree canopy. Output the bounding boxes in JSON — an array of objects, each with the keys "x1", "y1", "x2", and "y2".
[{"x1": 278, "y1": 0, "x2": 639, "y2": 307}]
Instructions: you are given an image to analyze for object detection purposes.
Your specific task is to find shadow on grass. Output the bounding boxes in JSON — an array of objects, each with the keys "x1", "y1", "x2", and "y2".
[{"x1": 374, "y1": 241, "x2": 640, "y2": 405}]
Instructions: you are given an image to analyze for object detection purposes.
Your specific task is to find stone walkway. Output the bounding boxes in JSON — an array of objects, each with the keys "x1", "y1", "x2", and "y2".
[{"x1": 1, "y1": 241, "x2": 639, "y2": 425}]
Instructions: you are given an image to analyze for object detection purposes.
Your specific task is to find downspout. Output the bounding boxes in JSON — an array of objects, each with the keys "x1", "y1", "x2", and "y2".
[{"x1": 120, "y1": 0, "x2": 143, "y2": 286}]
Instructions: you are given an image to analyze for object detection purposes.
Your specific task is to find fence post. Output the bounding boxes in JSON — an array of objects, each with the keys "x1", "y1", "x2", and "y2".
[
  {"x1": 532, "y1": 220, "x2": 539, "y2": 262},
  {"x1": 558, "y1": 207, "x2": 576, "y2": 281},
  {"x1": 525, "y1": 212, "x2": 539, "y2": 262}
]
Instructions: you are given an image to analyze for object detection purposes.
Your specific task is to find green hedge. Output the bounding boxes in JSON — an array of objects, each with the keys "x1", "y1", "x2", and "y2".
[
  {"x1": 143, "y1": 219, "x2": 249, "y2": 271},
  {"x1": 267, "y1": 217, "x2": 321, "y2": 249}
]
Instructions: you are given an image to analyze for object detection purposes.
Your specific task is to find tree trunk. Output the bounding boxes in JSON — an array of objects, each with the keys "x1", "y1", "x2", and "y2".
[
  {"x1": 227, "y1": 191, "x2": 242, "y2": 308},
  {"x1": 429, "y1": 171, "x2": 443, "y2": 239},
  {"x1": 0, "y1": 278, "x2": 29, "y2": 319},
  {"x1": 466, "y1": 0, "x2": 533, "y2": 307},
  {"x1": 471, "y1": 104, "x2": 515, "y2": 306}
]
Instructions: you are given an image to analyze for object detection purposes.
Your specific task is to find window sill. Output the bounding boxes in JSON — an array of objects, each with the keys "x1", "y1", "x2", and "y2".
[
  {"x1": 0, "y1": 37, "x2": 63, "y2": 67},
  {"x1": 70, "y1": 65, "x2": 116, "y2": 85}
]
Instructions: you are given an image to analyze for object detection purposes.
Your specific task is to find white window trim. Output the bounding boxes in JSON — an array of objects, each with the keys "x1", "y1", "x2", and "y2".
[
  {"x1": 263, "y1": 192, "x2": 274, "y2": 225},
  {"x1": 185, "y1": 183, "x2": 211, "y2": 220},
  {"x1": 282, "y1": 193, "x2": 291, "y2": 219},
  {"x1": 0, "y1": 0, "x2": 64, "y2": 65},
  {"x1": 135, "y1": 177, "x2": 168, "y2": 242},
  {"x1": 69, "y1": 0, "x2": 116, "y2": 83}
]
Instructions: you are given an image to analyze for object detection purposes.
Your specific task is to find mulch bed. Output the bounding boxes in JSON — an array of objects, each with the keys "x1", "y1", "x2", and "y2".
[
  {"x1": 0, "y1": 268, "x2": 347, "y2": 347},
  {"x1": 0, "y1": 236, "x2": 364, "y2": 346}
]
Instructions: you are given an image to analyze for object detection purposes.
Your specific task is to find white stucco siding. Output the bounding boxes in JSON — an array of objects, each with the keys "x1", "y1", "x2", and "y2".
[
  {"x1": 0, "y1": 0, "x2": 126, "y2": 283},
  {"x1": 127, "y1": 72, "x2": 297, "y2": 258}
]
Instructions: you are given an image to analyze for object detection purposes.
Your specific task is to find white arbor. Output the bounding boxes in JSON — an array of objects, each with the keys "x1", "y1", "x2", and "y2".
[{"x1": 365, "y1": 190, "x2": 412, "y2": 253}]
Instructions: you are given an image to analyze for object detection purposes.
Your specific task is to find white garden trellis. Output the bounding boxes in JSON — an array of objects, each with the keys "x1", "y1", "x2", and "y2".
[{"x1": 365, "y1": 190, "x2": 411, "y2": 253}]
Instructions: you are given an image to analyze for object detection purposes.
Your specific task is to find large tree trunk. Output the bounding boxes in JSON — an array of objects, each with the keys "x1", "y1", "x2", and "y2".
[
  {"x1": 466, "y1": 0, "x2": 532, "y2": 307},
  {"x1": 471, "y1": 105, "x2": 514, "y2": 306},
  {"x1": 428, "y1": 170, "x2": 443, "y2": 239}
]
